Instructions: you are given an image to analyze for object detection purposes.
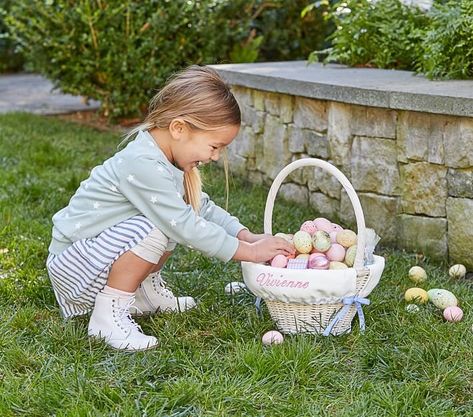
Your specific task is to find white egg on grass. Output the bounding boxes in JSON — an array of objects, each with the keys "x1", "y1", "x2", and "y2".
[{"x1": 224, "y1": 281, "x2": 247, "y2": 295}]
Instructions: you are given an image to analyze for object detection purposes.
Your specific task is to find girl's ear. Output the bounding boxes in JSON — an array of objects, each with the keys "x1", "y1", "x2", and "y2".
[{"x1": 169, "y1": 118, "x2": 188, "y2": 140}]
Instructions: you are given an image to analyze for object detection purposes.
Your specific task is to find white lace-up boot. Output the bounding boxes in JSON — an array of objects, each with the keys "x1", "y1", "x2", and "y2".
[
  {"x1": 134, "y1": 272, "x2": 196, "y2": 315},
  {"x1": 88, "y1": 291, "x2": 158, "y2": 351}
]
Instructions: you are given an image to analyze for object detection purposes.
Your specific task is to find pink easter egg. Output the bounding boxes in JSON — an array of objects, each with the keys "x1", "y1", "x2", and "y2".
[
  {"x1": 313, "y1": 217, "x2": 333, "y2": 233},
  {"x1": 262, "y1": 330, "x2": 284, "y2": 345},
  {"x1": 329, "y1": 231, "x2": 338, "y2": 243},
  {"x1": 271, "y1": 254, "x2": 288, "y2": 268},
  {"x1": 443, "y1": 306, "x2": 463, "y2": 322},
  {"x1": 325, "y1": 243, "x2": 346, "y2": 262},
  {"x1": 331, "y1": 223, "x2": 343, "y2": 232},
  {"x1": 309, "y1": 255, "x2": 330, "y2": 270},
  {"x1": 300, "y1": 220, "x2": 317, "y2": 236}
]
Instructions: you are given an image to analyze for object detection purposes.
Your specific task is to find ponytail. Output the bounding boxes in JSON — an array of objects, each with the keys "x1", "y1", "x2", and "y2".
[{"x1": 183, "y1": 167, "x2": 202, "y2": 212}]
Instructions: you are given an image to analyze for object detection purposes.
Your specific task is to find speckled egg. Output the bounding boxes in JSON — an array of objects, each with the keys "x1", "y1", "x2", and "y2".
[
  {"x1": 336, "y1": 229, "x2": 357, "y2": 248},
  {"x1": 329, "y1": 261, "x2": 348, "y2": 270},
  {"x1": 293, "y1": 231, "x2": 313, "y2": 254},
  {"x1": 344, "y1": 245, "x2": 357, "y2": 267},
  {"x1": 300, "y1": 220, "x2": 317, "y2": 236},
  {"x1": 404, "y1": 288, "x2": 429, "y2": 304},
  {"x1": 271, "y1": 254, "x2": 288, "y2": 268},
  {"x1": 313, "y1": 217, "x2": 333, "y2": 233},
  {"x1": 443, "y1": 306, "x2": 463, "y2": 322},
  {"x1": 427, "y1": 289, "x2": 458, "y2": 309},
  {"x1": 312, "y1": 230, "x2": 331, "y2": 252},
  {"x1": 325, "y1": 243, "x2": 346, "y2": 262}
]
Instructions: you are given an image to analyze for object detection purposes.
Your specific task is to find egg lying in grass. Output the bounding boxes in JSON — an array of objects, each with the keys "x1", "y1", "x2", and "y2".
[
  {"x1": 427, "y1": 289, "x2": 458, "y2": 309},
  {"x1": 224, "y1": 281, "x2": 247, "y2": 294},
  {"x1": 408, "y1": 266, "x2": 427, "y2": 283},
  {"x1": 443, "y1": 306, "x2": 463, "y2": 322},
  {"x1": 449, "y1": 264, "x2": 466, "y2": 279},
  {"x1": 262, "y1": 330, "x2": 284, "y2": 345},
  {"x1": 404, "y1": 288, "x2": 428, "y2": 304}
]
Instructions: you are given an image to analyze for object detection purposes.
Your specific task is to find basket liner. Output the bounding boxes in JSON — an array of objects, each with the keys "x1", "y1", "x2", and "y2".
[{"x1": 242, "y1": 255, "x2": 384, "y2": 304}]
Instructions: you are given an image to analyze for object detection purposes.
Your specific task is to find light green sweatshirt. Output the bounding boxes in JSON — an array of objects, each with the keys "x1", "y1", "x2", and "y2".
[{"x1": 49, "y1": 130, "x2": 246, "y2": 261}]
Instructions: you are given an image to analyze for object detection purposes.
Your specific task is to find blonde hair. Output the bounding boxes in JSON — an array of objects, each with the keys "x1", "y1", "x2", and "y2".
[{"x1": 125, "y1": 65, "x2": 241, "y2": 212}]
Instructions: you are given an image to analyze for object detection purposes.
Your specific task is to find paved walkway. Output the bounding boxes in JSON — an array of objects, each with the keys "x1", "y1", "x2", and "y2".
[{"x1": 0, "y1": 73, "x2": 100, "y2": 115}]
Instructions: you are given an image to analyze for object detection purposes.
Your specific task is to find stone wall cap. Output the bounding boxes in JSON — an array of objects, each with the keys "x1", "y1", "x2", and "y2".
[{"x1": 210, "y1": 61, "x2": 473, "y2": 117}]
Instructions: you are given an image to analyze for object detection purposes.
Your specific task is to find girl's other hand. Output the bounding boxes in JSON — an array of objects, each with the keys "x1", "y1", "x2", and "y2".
[{"x1": 237, "y1": 229, "x2": 272, "y2": 243}]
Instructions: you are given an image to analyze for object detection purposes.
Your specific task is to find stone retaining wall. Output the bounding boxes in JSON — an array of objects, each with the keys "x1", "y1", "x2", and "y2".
[{"x1": 225, "y1": 86, "x2": 473, "y2": 268}]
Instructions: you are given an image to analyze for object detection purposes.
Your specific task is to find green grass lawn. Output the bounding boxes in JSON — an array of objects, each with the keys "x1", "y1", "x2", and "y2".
[{"x1": 0, "y1": 113, "x2": 472, "y2": 417}]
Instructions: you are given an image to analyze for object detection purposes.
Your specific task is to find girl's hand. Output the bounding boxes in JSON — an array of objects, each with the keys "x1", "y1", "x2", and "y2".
[
  {"x1": 250, "y1": 237, "x2": 295, "y2": 263},
  {"x1": 237, "y1": 229, "x2": 272, "y2": 244}
]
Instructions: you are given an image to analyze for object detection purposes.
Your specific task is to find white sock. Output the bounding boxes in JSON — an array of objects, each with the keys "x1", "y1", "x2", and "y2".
[{"x1": 102, "y1": 285, "x2": 135, "y2": 297}]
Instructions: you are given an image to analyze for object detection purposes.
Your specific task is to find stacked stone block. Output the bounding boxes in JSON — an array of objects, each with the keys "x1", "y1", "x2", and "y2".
[{"x1": 227, "y1": 86, "x2": 473, "y2": 268}]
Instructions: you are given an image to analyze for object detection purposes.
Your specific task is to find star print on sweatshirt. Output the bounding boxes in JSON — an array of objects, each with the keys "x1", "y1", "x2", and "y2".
[{"x1": 49, "y1": 130, "x2": 247, "y2": 262}]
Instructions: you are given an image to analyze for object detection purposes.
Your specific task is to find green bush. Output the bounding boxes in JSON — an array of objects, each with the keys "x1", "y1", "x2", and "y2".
[
  {"x1": 421, "y1": 0, "x2": 473, "y2": 79},
  {"x1": 0, "y1": 0, "x2": 25, "y2": 73},
  {"x1": 311, "y1": 0, "x2": 430, "y2": 70},
  {"x1": 6, "y1": 1, "x2": 246, "y2": 119},
  {"x1": 5, "y1": 0, "x2": 330, "y2": 119}
]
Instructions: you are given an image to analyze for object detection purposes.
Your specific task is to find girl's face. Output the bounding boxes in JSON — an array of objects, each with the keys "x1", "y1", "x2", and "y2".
[{"x1": 172, "y1": 123, "x2": 240, "y2": 172}]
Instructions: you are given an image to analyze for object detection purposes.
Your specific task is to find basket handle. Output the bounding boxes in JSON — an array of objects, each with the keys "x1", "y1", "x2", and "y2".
[{"x1": 264, "y1": 158, "x2": 367, "y2": 269}]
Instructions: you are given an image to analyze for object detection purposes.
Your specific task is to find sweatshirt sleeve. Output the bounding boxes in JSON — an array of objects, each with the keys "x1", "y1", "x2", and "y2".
[
  {"x1": 199, "y1": 192, "x2": 248, "y2": 237},
  {"x1": 118, "y1": 155, "x2": 239, "y2": 262}
]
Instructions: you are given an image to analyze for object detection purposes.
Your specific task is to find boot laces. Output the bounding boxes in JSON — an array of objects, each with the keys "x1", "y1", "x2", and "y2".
[
  {"x1": 118, "y1": 298, "x2": 143, "y2": 332},
  {"x1": 152, "y1": 273, "x2": 174, "y2": 299}
]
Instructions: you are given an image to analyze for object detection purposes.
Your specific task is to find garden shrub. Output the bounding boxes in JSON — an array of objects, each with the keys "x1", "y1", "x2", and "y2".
[
  {"x1": 420, "y1": 0, "x2": 473, "y2": 79},
  {"x1": 0, "y1": 0, "x2": 24, "y2": 73},
  {"x1": 311, "y1": 0, "x2": 430, "y2": 70},
  {"x1": 5, "y1": 0, "x2": 330, "y2": 119}
]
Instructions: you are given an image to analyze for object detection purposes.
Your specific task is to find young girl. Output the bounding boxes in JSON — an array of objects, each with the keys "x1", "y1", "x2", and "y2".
[{"x1": 46, "y1": 65, "x2": 294, "y2": 351}]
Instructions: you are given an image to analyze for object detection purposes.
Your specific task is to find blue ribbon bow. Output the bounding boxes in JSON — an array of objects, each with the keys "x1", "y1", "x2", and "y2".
[{"x1": 322, "y1": 295, "x2": 370, "y2": 337}]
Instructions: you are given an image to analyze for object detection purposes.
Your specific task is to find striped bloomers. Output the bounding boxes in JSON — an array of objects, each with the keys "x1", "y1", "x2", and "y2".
[{"x1": 46, "y1": 215, "x2": 175, "y2": 319}]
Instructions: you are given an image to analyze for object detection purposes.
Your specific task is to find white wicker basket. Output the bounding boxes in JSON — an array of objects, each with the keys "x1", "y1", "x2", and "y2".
[{"x1": 241, "y1": 158, "x2": 385, "y2": 335}]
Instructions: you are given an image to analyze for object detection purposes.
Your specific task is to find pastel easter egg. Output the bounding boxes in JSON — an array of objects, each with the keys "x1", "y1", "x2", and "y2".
[
  {"x1": 300, "y1": 220, "x2": 317, "y2": 236},
  {"x1": 405, "y1": 304, "x2": 420, "y2": 313},
  {"x1": 325, "y1": 243, "x2": 346, "y2": 262},
  {"x1": 329, "y1": 261, "x2": 348, "y2": 270},
  {"x1": 262, "y1": 330, "x2": 284, "y2": 345},
  {"x1": 275, "y1": 232, "x2": 294, "y2": 244},
  {"x1": 293, "y1": 231, "x2": 312, "y2": 254},
  {"x1": 313, "y1": 217, "x2": 333, "y2": 233},
  {"x1": 427, "y1": 289, "x2": 458, "y2": 309},
  {"x1": 309, "y1": 255, "x2": 330, "y2": 270},
  {"x1": 449, "y1": 264, "x2": 466, "y2": 279},
  {"x1": 443, "y1": 306, "x2": 463, "y2": 322},
  {"x1": 312, "y1": 230, "x2": 331, "y2": 252},
  {"x1": 408, "y1": 266, "x2": 427, "y2": 283},
  {"x1": 404, "y1": 287, "x2": 429, "y2": 304},
  {"x1": 331, "y1": 223, "x2": 344, "y2": 232},
  {"x1": 344, "y1": 245, "x2": 357, "y2": 267},
  {"x1": 224, "y1": 281, "x2": 247, "y2": 294},
  {"x1": 336, "y1": 229, "x2": 357, "y2": 248},
  {"x1": 296, "y1": 253, "x2": 310, "y2": 259},
  {"x1": 271, "y1": 254, "x2": 288, "y2": 268},
  {"x1": 329, "y1": 231, "x2": 338, "y2": 243}
]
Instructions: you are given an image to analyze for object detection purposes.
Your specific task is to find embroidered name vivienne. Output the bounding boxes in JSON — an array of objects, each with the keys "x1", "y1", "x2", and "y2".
[{"x1": 256, "y1": 272, "x2": 309, "y2": 289}]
